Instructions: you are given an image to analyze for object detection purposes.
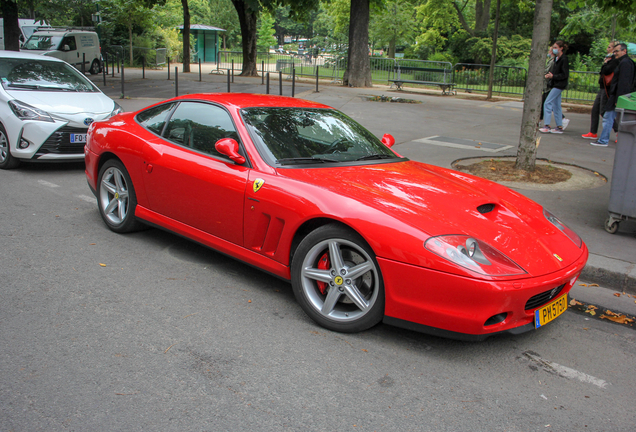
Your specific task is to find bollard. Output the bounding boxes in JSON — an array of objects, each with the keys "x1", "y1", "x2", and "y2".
[
  {"x1": 111, "y1": 56, "x2": 114, "y2": 78},
  {"x1": 292, "y1": 68, "x2": 295, "y2": 97},
  {"x1": 142, "y1": 56, "x2": 145, "y2": 79},
  {"x1": 82, "y1": 53, "x2": 86, "y2": 74},
  {"x1": 104, "y1": 52, "x2": 108, "y2": 75},
  {"x1": 262, "y1": 61, "x2": 265, "y2": 85},
  {"x1": 279, "y1": 70, "x2": 282, "y2": 96},
  {"x1": 316, "y1": 66, "x2": 319, "y2": 92},
  {"x1": 175, "y1": 67, "x2": 178, "y2": 97},
  {"x1": 227, "y1": 70, "x2": 231, "y2": 92},
  {"x1": 120, "y1": 63, "x2": 125, "y2": 98},
  {"x1": 117, "y1": 55, "x2": 120, "y2": 73},
  {"x1": 266, "y1": 72, "x2": 270, "y2": 94},
  {"x1": 167, "y1": 58, "x2": 170, "y2": 79},
  {"x1": 102, "y1": 58, "x2": 106, "y2": 86},
  {"x1": 199, "y1": 59, "x2": 202, "y2": 82},
  {"x1": 231, "y1": 60, "x2": 234, "y2": 83}
]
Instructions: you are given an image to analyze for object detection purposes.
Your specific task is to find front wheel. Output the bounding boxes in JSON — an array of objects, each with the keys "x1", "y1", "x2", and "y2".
[
  {"x1": 0, "y1": 123, "x2": 20, "y2": 170},
  {"x1": 97, "y1": 159, "x2": 144, "y2": 233},
  {"x1": 291, "y1": 224, "x2": 384, "y2": 333}
]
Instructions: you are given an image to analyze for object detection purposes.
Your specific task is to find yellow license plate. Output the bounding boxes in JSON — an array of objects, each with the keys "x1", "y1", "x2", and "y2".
[{"x1": 534, "y1": 293, "x2": 568, "y2": 328}]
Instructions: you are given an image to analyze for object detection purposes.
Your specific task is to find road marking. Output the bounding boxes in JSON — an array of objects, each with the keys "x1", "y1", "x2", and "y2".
[
  {"x1": 413, "y1": 135, "x2": 513, "y2": 153},
  {"x1": 38, "y1": 180, "x2": 60, "y2": 188},
  {"x1": 77, "y1": 195, "x2": 96, "y2": 203},
  {"x1": 524, "y1": 351, "x2": 609, "y2": 389}
]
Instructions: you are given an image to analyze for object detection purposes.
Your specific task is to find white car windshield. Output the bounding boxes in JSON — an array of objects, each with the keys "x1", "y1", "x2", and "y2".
[
  {"x1": 0, "y1": 58, "x2": 98, "y2": 92},
  {"x1": 22, "y1": 35, "x2": 63, "y2": 51}
]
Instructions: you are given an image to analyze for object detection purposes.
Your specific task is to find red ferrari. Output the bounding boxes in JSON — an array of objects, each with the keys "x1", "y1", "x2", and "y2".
[{"x1": 85, "y1": 93, "x2": 588, "y2": 340}]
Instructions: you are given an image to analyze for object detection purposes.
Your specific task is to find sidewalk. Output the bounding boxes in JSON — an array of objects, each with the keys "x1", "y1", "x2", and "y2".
[{"x1": 91, "y1": 64, "x2": 636, "y2": 319}]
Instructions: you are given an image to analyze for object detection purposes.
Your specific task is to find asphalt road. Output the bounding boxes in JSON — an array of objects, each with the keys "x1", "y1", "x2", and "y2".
[{"x1": 1, "y1": 138, "x2": 635, "y2": 430}]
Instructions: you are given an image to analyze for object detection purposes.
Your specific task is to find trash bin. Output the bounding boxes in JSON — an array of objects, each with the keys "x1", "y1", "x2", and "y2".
[{"x1": 605, "y1": 92, "x2": 636, "y2": 234}]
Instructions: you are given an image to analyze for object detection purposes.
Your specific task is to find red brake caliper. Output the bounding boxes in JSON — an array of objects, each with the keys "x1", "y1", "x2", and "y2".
[{"x1": 316, "y1": 252, "x2": 331, "y2": 295}]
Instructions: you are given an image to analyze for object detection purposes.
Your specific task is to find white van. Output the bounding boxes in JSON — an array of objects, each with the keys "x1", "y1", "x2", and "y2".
[
  {"x1": 0, "y1": 18, "x2": 50, "y2": 49},
  {"x1": 21, "y1": 28, "x2": 102, "y2": 74}
]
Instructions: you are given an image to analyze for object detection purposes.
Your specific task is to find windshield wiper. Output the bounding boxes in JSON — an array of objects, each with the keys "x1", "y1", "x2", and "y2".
[
  {"x1": 6, "y1": 83, "x2": 40, "y2": 89},
  {"x1": 355, "y1": 154, "x2": 395, "y2": 161},
  {"x1": 277, "y1": 157, "x2": 340, "y2": 165}
]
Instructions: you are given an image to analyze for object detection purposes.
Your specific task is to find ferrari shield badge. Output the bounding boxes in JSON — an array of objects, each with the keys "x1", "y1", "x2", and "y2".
[{"x1": 253, "y1": 178, "x2": 265, "y2": 193}]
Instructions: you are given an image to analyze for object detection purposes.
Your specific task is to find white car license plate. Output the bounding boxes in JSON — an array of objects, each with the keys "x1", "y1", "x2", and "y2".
[{"x1": 70, "y1": 133, "x2": 87, "y2": 143}]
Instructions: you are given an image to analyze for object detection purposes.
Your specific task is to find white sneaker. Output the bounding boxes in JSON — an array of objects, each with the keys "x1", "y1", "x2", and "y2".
[{"x1": 561, "y1": 118, "x2": 570, "y2": 130}]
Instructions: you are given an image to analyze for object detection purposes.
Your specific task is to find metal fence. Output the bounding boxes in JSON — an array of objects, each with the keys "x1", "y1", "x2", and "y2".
[
  {"x1": 453, "y1": 64, "x2": 527, "y2": 96},
  {"x1": 103, "y1": 46, "x2": 167, "y2": 68},
  {"x1": 105, "y1": 46, "x2": 599, "y2": 103}
]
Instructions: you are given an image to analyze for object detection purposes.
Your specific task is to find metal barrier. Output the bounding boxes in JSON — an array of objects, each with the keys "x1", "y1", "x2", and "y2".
[
  {"x1": 453, "y1": 64, "x2": 527, "y2": 96},
  {"x1": 563, "y1": 71, "x2": 598, "y2": 103}
]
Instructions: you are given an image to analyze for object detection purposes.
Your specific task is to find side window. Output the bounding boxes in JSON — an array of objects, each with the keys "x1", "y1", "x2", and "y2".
[
  {"x1": 136, "y1": 103, "x2": 175, "y2": 135},
  {"x1": 163, "y1": 102, "x2": 239, "y2": 160},
  {"x1": 61, "y1": 36, "x2": 76, "y2": 51}
]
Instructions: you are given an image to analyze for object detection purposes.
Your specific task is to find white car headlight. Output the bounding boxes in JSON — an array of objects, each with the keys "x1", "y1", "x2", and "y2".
[
  {"x1": 8, "y1": 100, "x2": 54, "y2": 122},
  {"x1": 109, "y1": 102, "x2": 124, "y2": 118}
]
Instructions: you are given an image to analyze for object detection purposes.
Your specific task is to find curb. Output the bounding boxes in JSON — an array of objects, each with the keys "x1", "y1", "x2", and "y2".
[{"x1": 581, "y1": 253, "x2": 636, "y2": 294}]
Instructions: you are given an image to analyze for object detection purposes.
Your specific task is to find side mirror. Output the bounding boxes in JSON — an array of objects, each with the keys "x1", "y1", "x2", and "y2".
[
  {"x1": 381, "y1": 133, "x2": 395, "y2": 148},
  {"x1": 215, "y1": 138, "x2": 246, "y2": 165}
]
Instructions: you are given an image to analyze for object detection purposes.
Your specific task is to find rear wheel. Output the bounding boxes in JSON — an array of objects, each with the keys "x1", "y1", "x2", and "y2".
[
  {"x1": 90, "y1": 59, "x2": 100, "y2": 75},
  {"x1": 0, "y1": 123, "x2": 20, "y2": 170},
  {"x1": 97, "y1": 159, "x2": 144, "y2": 233},
  {"x1": 291, "y1": 224, "x2": 384, "y2": 333}
]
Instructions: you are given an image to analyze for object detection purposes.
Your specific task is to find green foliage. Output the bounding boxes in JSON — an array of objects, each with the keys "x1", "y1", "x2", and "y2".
[{"x1": 257, "y1": 12, "x2": 278, "y2": 52}]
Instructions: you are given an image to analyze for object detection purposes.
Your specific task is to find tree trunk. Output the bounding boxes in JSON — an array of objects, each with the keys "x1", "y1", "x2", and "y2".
[
  {"x1": 487, "y1": 0, "x2": 501, "y2": 100},
  {"x1": 342, "y1": 0, "x2": 372, "y2": 87},
  {"x1": 452, "y1": 2, "x2": 475, "y2": 37},
  {"x1": 1, "y1": 0, "x2": 20, "y2": 51},
  {"x1": 515, "y1": 0, "x2": 553, "y2": 171},
  {"x1": 388, "y1": 36, "x2": 396, "y2": 59},
  {"x1": 231, "y1": 0, "x2": 258, "y2": 76},
  {"x1": 474, "y1": 0, "x2": 492, "y2": 35},
  {"x1": 182, "y1": 0, "x2": 191, "y2": 73}
]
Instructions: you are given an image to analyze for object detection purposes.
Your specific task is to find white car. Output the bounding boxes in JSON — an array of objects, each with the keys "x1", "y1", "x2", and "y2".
[{"x1": 0, "y1": 50, "x2": 122, "y2": 169}]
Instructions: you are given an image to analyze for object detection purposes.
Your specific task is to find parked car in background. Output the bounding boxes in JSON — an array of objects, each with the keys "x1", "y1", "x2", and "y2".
[
  {"x1": 21, "y1": 27, "x2": 102, "y2": 74},
  {"x1": 0, "y1": 51, "x2": 122, "y2": 169},
  {"x1": 0, "y1": 18, "x2": 49, "y2": 49},
  {"x1": 84, "y1": 93, "x2": 588, "y2": 340}
]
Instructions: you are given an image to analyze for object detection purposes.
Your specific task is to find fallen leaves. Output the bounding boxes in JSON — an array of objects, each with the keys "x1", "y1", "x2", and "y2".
[
  {"x1": 600, "y1": 310, "x2": 634, "y2": 325},
  {"x1": 99, "y1": 263, "x2": 106, "y2": 267}
]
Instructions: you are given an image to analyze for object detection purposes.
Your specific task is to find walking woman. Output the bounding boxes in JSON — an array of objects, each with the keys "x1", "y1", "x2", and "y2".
[{"x1": 540, "y1": 41, "x2": 569, "y2": 134}]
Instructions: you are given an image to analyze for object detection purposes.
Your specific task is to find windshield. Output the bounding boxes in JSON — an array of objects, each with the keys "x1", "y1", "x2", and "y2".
[
  {"x1": 241, "y1": 107, "x2": 400, "y2": 166},
  {"x1": 0, "y1": 58, "x2": 99, "y2": 92},
  {"x1": 22, "y1": 35, "x2": 63, "y2": 51}
]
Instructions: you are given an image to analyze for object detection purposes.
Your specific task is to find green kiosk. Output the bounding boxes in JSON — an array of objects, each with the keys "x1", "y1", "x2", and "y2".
[{"x1": 178, "y1": 24, "x2": 225, "y2": 63}]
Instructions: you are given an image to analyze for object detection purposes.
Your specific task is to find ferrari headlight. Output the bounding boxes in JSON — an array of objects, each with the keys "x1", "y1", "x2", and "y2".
[
  {"x1": 544, "y1": 209, "x2": 582, "y2": 248},
  {"x1": 424, "y1": 235, "x2": 527, "y2": 276},
  {"x1": 9, "y1": 100, "x2": 54, "y2": 122},
  {"x1": 109, "y1": 102, "x2": 124, "y2": 118}
]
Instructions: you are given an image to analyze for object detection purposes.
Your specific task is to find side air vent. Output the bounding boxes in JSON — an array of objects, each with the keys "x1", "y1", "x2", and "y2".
[{"x1": 477, "y1": 203, "x2": 495, "y2": 214}]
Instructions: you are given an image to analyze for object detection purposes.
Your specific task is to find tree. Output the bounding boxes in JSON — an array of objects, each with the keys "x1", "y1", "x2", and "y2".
[
  {"x1": 342, "y1": 0, "x2": 372, "y2": 87},
  {"x1": 182, "y1": 0, "x2": 191, "y2": 72},
  {"x1": 257, "y1": 12, "x2": 277, "y2": 52},
  {"x1": 100, "y1": 0, "x2": 154, "y2": 66},
  {"x1": 1, "y1": 0, "x2": 20, "y2": 51},
  {"x1": 515, "y1": 0, "x2": 553, "y2": 171},
  {"x1": 230, "y1": 0, "x2": 319, "y2": 76},
  {"x1": 370, "y1": 1, "x2": 417, "y2": 59}
]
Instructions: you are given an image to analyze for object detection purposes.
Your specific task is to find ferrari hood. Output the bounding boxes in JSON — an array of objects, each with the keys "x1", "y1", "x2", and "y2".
[{"x1": 279, "y1": 161, "x2": 585, "y2": 277}]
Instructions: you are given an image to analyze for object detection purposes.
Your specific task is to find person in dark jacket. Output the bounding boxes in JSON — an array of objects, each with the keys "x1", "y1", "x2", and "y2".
[
  {"x1": 582, "y1": 40, "x2": 620, "y2": 140},
  {"x1": 591, "y1": 43, "x2": 636, "y2": 147},
  {"x1": 540, "y1": 41, "x2": 569, "y2": 134}
]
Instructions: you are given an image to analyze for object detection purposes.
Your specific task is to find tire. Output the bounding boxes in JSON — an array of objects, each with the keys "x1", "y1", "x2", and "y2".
[
  {"x1": 97, "y1": 159, "x2": 144, "y2": 233},
  {"x1": 89, "y1": 59, "x2": 100, "y2": 75},
  {"x1": 604, "y1": 218, "x2": 619, "y2": 234},
  {"x1": 291, "y1": 224, "x2": 385, "y2": 333},
  {"x1": 0, "y1": 123, "x2": 20, "y2": 170}
]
